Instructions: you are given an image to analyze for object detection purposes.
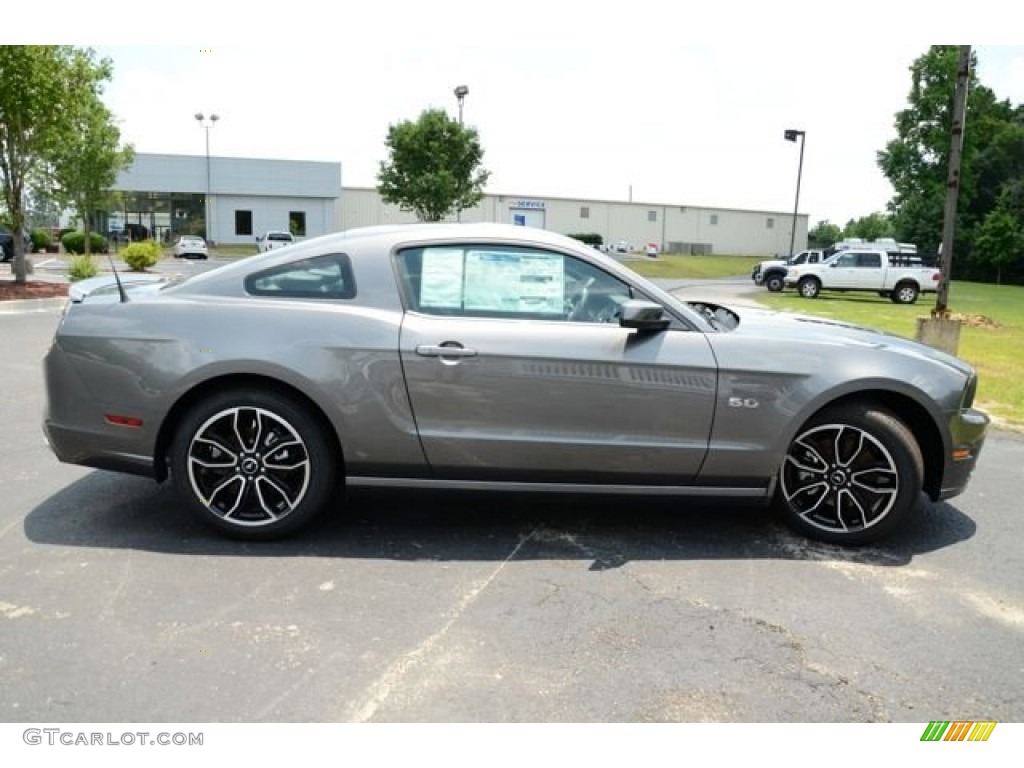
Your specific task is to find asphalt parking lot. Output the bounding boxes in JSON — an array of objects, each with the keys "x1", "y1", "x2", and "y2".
[{"x1": 1, "y1": 299, "x2": 1023, "y2": 723}]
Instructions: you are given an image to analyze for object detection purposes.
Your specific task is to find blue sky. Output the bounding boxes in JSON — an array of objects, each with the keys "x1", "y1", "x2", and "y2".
[{"x1": 9, "y1": 3, "x2": 1023, "y2": 227}]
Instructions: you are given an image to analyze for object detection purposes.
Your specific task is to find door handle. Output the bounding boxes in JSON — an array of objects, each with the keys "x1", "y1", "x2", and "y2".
[{"x1": 415, "y1": 344, "x2": 478, "y2": 358}]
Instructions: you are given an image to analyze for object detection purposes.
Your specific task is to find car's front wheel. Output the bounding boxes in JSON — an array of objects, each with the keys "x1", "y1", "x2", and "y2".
[
  {"x1": 765, "y1": 274, "x2": 784, "y2": 292},
  {"x1": 798, "y1": 277, "x2": 821, "y2": 298},
  {"x1": 776, "y1": 403, "x2": 923, "y2": 545},
  {"x1": 169, "y1": 388, "x2": 337, "y2": 539}
]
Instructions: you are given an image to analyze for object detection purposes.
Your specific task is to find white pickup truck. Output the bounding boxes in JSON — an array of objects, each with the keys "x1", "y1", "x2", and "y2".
[
  {"x1": 751, "y1": 249, "x2": 827, "y2": 292},
  {"x1": 783, "y1": 249, "x2": 940, "y2": 304}
]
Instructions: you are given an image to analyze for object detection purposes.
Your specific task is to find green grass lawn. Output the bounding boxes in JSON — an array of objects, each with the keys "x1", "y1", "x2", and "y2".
[
  {"x1": 626, "y1": 253, "x2": 761, "y2": 279},
  {"x1": 757, "y1": 283, "x2": 1024, "y2": 431}
]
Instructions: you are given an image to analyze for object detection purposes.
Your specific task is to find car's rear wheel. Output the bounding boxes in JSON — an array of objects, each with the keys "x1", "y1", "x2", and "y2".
[
  {"x1": 765, "y1": 274, "x2": 784, "y2": 292},
  {"x1": 891, "y1": 282, "x2": 919, "y2": 304},
  {"x1": 776, "y1": 403, "x2": 923, "y2": 545},
  {"x1": 170, "y1": 388, "x2": 337, "y2": 540},
  {"x1": 798, "y1": 277, "x2": 821, "y2": 298}
]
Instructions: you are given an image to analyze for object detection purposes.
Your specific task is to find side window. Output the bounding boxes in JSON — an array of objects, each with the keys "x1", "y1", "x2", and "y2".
[
  {"x1": 859, "y1": 252, "x2": 882, "y2": 268},
  {"x1": 396, "y1": 245, "x2": 632, "y2": 324},
  {"x1": 245, "y1": 253, "x2": 355, "y2": 299},
  {"x1": 835, "y1": 253, "x2": 857, "y2": 267}
]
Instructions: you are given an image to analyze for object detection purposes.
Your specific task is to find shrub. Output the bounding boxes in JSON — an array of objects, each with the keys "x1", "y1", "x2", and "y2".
[
  {"x1": 567, "y1": 232, "x2": 603, "y2": 246},
  {"x1": 30, "y1": 229, "x2": 51, "y2": 252},
  {"x1": 61, "y1": 231, "x2": 108, "y2": 255},
  {"x1": 121, "y1": 241, "x2": 161, "y2": 271},
  {"x1": 68, "y1": 254, "x2": 98, "y2": 282}
]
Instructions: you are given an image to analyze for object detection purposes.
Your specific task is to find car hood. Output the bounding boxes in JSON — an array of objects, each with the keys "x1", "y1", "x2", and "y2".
[{"x1": 726, "y1": 304, "x2": 975, "y2": 377}]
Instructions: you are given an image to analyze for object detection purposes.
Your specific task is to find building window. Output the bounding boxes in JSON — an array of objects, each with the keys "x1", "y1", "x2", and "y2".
[
  {"x1": 289, "y1": 211, "x2": 307, "y2": 237},
  {"x1": 710, "y1": 214, "x2": 719, "y2": 226},
  {"x1": 580, "y1": 206, "x2": 590, "y2": 219},
  {"x1": 648, "y1": 210, "x2": 657, "y2": 222},
  {"x1": 766, "y1": 217, "x2": 775, "y2": 229},
  {"x1": 235, "y1": 210, "x2": 253, "y2": 236}
]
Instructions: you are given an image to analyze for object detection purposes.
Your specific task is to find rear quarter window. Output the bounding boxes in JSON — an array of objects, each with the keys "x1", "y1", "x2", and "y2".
[{"x1": 245, "y1": 253, "x2": 356, "y2": 299}]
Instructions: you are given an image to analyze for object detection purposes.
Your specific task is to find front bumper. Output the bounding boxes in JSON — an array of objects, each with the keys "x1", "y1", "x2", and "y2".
[{"x1": 938, "y1": 406, "x2": 990, "y2": 500}]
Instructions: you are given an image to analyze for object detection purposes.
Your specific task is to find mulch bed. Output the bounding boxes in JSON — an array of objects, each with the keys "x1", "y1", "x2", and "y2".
[
  {"x1": 949, "y1": 312, "x2": 1001, "y2": 329},
  {"x1": 0, "y1": 279, "x2": 69, "y2": 301}
]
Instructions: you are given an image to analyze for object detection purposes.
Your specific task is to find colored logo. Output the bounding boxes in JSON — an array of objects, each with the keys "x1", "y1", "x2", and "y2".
[{"x1": 921, "y1": 721, "x2": 997, "y2": 741}]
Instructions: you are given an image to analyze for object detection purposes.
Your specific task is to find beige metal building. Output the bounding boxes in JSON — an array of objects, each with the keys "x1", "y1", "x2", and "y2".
[{"x1": 338, "y1": 187, "x2": 807, "y2": 257}]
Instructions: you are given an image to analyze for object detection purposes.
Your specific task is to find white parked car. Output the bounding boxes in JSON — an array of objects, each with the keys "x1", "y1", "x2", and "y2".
[
  {"x1": 173, "y1": 236, "x2": 208, "y2": 260},
  {"x1": 256, "y1": 230, "x2": 295, "y2": 253}
]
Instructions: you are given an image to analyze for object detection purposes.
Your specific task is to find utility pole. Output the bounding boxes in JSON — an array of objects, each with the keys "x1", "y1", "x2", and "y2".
[{"x1": 935, "y1": 46, "x2": 971, "y2": 317}]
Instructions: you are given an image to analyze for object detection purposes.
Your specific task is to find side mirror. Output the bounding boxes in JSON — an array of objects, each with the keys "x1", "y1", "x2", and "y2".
[{"x1": 619, "y1": 300, "x2": 670, "y2": 332}]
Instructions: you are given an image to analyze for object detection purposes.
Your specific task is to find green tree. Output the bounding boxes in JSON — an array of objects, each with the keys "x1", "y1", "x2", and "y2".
[
  {"x1": 49, "y1": 97, "x2": 134, "y2": 255},
  {"x1": 973, "y1": 190, "x2": 1024, "y2": 284},
  {"x1": 807, "y1": 220, "x2": 842, "y2": 248},
  {"x1": 377, "y1": 108, "x2": 490, "y2": 221},
  {"x1": 843, "y1": 212, "x2": 896, "y2": 241},
  {"x1": 878, "y1": 46, "x2": 1014, "y2": 266},
  {"x1": 0, "y1": 46, "x2": 118, "y2": 282}
]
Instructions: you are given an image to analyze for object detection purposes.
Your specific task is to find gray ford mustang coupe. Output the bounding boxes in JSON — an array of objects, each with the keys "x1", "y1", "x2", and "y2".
[{"x1": 43, "y1": 223, "x2": 989, "y2": 544}]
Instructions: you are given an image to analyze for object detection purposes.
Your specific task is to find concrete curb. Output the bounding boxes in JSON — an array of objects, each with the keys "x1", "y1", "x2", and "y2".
[{"x1": 0, "y1": 297, "x2": 67, "y2": 315}]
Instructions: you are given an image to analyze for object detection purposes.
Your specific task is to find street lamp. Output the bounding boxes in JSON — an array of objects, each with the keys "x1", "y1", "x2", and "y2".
[
  {"x1": 453, "y1": 85, "x2": 468, "y2": 124},
  {"x1": 784, "y1": 128, "x2": 806, "y2": 258},
  {"x1": 453, "y1": 86, "x2": 469, "y2": 222},
  {"x1": 194, "y1": 112, "x2": 220, "y2": 244}
]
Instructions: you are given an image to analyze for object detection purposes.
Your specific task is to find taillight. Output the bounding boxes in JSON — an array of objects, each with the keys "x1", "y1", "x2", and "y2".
[{"x1": 104, "y1": 414, "x2": 143, "y2": 428}]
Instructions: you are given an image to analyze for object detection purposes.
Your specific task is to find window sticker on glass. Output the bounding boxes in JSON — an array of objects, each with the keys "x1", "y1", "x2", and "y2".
[
  {"x1": 464, "y1": 250, "x2": 564, "y2": 313},
  {"x1": 420, "y1": 248, "x2": 465, "y2": 308}
]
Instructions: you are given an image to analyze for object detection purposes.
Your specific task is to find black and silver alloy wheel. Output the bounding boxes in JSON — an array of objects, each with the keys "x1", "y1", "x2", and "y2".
[
  {"x1": 188, "y1": 407, "x2": 311, "y2": 525},
  {"x1": 171, "y1": 389, "x2": 336, "y2": 539},
  {"x1": 777, "y1": 404, "x2": 923, "y2": 545}
]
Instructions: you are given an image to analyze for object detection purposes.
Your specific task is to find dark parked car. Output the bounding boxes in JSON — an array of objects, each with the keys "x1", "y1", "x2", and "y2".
[
  {"x1": 43, "y1": 224, "x2": 989, "y2": 544},
  {"x1": 1, "y1": 227, "x2": 31, "y2": 262}
]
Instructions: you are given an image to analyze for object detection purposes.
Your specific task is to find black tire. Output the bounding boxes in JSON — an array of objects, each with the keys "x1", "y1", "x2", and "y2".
[
  {"x1": 891, "y1": 282, "x2": 919, "y2": 304},
  {"x1": 775, "y1": 403, "x2": 923, "y2": 545},
  {"x1": 765, "y1": 274, "x2": 785, "y2": 293},
  {"x1": 798, "y1": 277, "x2": 821, "y2": 299},
  {"x1": 169, "y1": 388, "x2": 337, "y2": 540}
]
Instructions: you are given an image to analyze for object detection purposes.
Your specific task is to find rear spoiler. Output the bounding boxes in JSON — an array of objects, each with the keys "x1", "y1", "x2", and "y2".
[{"x1": 68, "y1": 273, "x2": 168, "y2": 303}]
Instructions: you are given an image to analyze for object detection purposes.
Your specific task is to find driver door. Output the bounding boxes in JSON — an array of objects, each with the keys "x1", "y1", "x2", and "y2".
[{"x1": 395, "y1": 243, "x2": 718, "y2": 484}]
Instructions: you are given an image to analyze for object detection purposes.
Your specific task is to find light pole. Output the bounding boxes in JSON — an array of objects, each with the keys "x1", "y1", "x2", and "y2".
[
  {"x1": 453, "y1": 86, "x2": 469, "y2": 222},
  {"x1": 784, "y1": 128, "x2": 806, "y2": 258},
  {"x1": 453, "y1": 84, "x2": 468, "y2": 125},
  {"x1": 194, "y1": 112, "x2": 219, "y2": 244}
]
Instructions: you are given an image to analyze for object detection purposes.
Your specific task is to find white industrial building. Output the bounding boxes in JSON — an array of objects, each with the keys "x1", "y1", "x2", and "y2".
[
  {"x1": 111, "y1": 153, "x2": 341, "y2": 245},
  {"x1": 109, "y1": 154, "x2": 805, "y2": 256},
  {"x1": 339, "y1": 187, "x2": 807, "y2": 257}
]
